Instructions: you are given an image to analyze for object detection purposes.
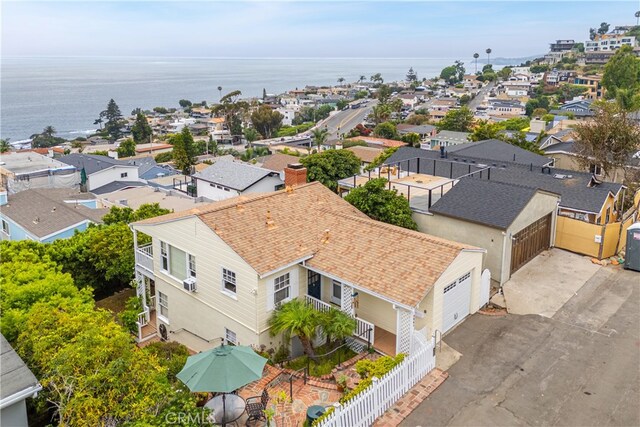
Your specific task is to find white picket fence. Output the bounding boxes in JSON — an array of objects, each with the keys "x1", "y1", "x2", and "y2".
[{"x1": 316, "y1": 330, "x2": 435, "y2": 427}]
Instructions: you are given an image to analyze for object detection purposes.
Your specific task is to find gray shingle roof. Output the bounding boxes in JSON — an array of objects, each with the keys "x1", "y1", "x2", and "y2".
[
  {"x1": 59, "y1": 154, "x2": 135, "y2": 175},
  {"x1": 446, "y1": 139, "x2": 552, "y2": 167},
  {"x1": 1, "y1": 334, "x2": 41, "y2": 404},
  {"x1": 1, "y1": 189, "x2": 108, "y2": 238},
  {"x1": 192, "y1": 160, "x2": 278, "y2": 191},
  {"x1": 91, "y1": 181, "x2": 146, "y2": 195},
  {"x1": 432, "y1": 131, "x2": 470, "y2": 143},
  {"x1": 386, "y1": 145, "x2": 623, "y2": 214},
  {"x1": 430, "y1": 179, "x2": 542, "y2": 229},
  {"x1": 398, "y1": 124, "x2": 436, "y2": 135}
]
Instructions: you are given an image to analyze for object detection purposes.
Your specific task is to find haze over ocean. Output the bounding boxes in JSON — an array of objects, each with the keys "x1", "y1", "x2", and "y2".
[{"x1": 1, "y1": 56, "x2": 513, "y2": 141}]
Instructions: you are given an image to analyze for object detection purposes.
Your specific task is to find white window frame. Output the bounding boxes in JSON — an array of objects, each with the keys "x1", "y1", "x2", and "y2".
[
  {"x1": 158, "y1": 291, "x2": 169, "y2": 323},
  {"x1": 188, "y1": 254, "x2": 196, "y2": 278},
  {"x1": 221, "y1": 268, "x2": 237, "y2": 295},
  {"x1": 160, "y1": 241, "x2": 169, "y2": 271},
  {"x1": 331, "y1": 280, "x2": 342, "y2": 305},
  {"x1": 225, "y1": 328, "x2": 237, "y2": 345},
  {"x1": 1, "y1": 219, "x2": 9, "y2": 236},
  {"x1": 120, "y1": 172, "x2": 128, "y2": 178},
  {"x1": 274, "y1": 273, "x2": 291, "y2": 306}
]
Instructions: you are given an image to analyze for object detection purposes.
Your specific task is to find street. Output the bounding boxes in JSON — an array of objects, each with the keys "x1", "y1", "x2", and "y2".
[
  {"x1": 319, "y1": 99, "x2": 377, "y2": 140},
  {"x1": 402, "y1": 267, "x2": 640, "y2": 427},
  {"x1": 467, "y1": 81, "x2": 494, "y2": 111}
]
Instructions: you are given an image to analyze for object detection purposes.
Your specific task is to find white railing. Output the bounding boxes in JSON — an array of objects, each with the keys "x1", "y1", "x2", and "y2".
[
  {"x1": 135, "y1": 244, "x2": 154, "y2": 273},
  {"x1": 305, "y1": 295, "x2": 375, "y2": 347},
  {"x1": 316, "y1": 331, "x2": 435, "y2": 427},
  {"x1": 148, "y1": 295, "x2": 156, "y2": 311}
]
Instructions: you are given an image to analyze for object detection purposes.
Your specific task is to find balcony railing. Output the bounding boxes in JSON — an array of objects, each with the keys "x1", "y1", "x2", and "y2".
[{"x1": 135, "y1": 244, "x2": 154, "y2": 273}]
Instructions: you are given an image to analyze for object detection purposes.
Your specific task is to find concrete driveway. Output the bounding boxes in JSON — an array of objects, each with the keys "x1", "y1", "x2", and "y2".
[
  {"x1": 503, "y1": 249, "x2": 602, "y2": 317},
  {"x1": 402, "y1": 267, "x2": 640, "y2": 427}
]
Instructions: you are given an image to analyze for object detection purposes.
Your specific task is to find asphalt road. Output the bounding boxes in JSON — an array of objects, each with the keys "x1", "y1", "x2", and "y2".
[
  {"x1": 402, "y1": 267, "x2": 640, "y2": 427},
  {"x1": 467, "y1": 81, "x2": 494, "y2": 112},
  {"x1": 319, "y1": 99, "x2": 377, "y2": 140}
]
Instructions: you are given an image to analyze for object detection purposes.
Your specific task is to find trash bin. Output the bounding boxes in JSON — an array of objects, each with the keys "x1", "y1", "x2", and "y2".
[
  {"x1": 306, "y1": 405, "x2": 325, "y2": 424},
  {"x1": 624, "y1": 223, "x2": 640, "y2": 272}
]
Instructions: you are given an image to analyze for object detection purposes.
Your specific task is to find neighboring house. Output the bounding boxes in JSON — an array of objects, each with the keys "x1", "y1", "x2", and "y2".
[
  {"x1": 345, "y1": 146, "x2": 384, "y2": 169},
  {"x1": 543, "y1": 141, "x2": 639, "y2": 184},
  {"x1": 126, "y1": 157, "x2": 179, "y2": 181},
  {"x1": 260, "y1": 153, "x2": 302, "y2": 174},
  {"x1": 131, "y1": 176, "x2": 486, "y2": 355},
  {"x1": 426, "y1": 179, "x2": 560, "y2": 284},
  {"x1": 573, "y1": 75, "x2": 606, "y2": 100},
  {"x1": 397, "y1": 124, "x2": 437, "y2": 142},
  {"x1": 191, "y1": 160, "x2": 284, "y2": 201},
  {"x1": 1, "y1": 334, "x2": 42, "y2": 427},
  {"x1": 0, "y1": 151, "x2": 79, "y2": 194},
  {"x1": 99, "y1": 185, "x2": 211, "y2": 212},
  {"x1": 59, "y1": 153, "x2": 141, "y2": 192},
  {"x1": 486, "y1": 100, "x2": 526, "y2": 117},
  {"x1": 381, "y1": 144, "x2": 629, "y2": 260},
  {"x1": 549, "y1": 99, "x2": 594, "y2": 119},
  {"x1": 397, "y1": 93, "x2": 419, "y2": 109},
  {"x1": 545, "y1": 69, "x2": 576, "y2": 86},
  {"x1": 344, "y1": 137, "x2": 407, "y2": 149},
  {"x1": 0, "y1": 188, "x2": 108, "y2": 243},
  {"x1": 549, "y1": 39, "x2": 575, "y2": 52},
  {"x1": 429, "y1": 131, "x2": 471, "y2": 149},
  {"x1": 585, "y1": 34, "x2": 636, "y2": 52},
  {"x1": 133, "y1": 143, "x2": 173, "y2": 157}
]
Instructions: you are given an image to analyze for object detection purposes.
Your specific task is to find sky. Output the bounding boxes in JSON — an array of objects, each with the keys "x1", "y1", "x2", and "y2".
[{"x1": 2, "y1": 1, "x2": 638, "y2": 58}]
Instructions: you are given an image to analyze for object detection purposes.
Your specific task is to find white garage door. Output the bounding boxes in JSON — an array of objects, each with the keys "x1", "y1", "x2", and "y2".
[{"x1": 443, "y1": 272, "x2": 471, "y2": 333}]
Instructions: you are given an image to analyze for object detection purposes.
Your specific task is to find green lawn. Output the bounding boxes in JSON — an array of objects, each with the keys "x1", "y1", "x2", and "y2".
[{"x1": 95, "y1": 287, "x2": 136, "y2": 315}]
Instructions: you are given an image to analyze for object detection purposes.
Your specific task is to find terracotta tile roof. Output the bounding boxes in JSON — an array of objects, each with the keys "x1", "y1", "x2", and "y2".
[
  {"x1": 135, "y1": 144, "x2": 173, "y2": 153},
  {"x1": 261, "y1": 153, "x2": 301, "y2": 172},
  {"x1": 134, "y1": 182, "x2": 475, "y2": 307},
  {"x1": 345, "y1": 146, "x2": 384, "y2": 163}
]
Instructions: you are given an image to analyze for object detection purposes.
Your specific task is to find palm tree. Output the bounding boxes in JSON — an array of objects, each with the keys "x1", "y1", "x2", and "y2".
[
  {"x1": 337, "y1": 77, "x2": 345, "y2": 86},
  {"x1": 0, "y1": 138, "x2": 11, "y2": 153},
  {"x1": 473, "y1": 53, "x2": 480, "y2": 73},
  {"x1": 359, "y1": 75, "x2": 366, "y2": 84},
  {"x1": 311, "y1": 128, "x2": 329, "y2": 152},
  {"x1": 319, "y1": 308, "x2": 356, "y2": 348},
  {"x1": 217, "y1": 86, "x2": 222, "y2": 102},
  {"x1": 636, "y1": 10, "x2": 640, "y2": 25},
  {"x1": 268, "y1": 299, "x2": 319, "y2": 359},
  {"x1": 243, "y1": 127, "x2": 260, "y2": 148},
  {"x1": 486, "y1": 48, "x2": 492, "y2": 66},
  {"x1": 42, "y1": 125, "x2": 56, "y2": 139}
]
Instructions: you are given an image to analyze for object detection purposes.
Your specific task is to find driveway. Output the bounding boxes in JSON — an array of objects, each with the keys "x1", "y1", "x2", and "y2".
[
  {"x1": 503, "y1": 249, "x2": 602, "y2": 318},
  {"x1": 402, "y1": 267, "x2": 640, "y2": 427}
]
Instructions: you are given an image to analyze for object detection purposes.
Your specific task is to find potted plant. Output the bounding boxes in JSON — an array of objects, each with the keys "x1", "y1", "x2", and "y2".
[
  {"x1": 336, "y1": 374, "x2": 348, "y2": 392},
  {"x1": 264, "y1": 407, "x2": 276, "y2": 427}
]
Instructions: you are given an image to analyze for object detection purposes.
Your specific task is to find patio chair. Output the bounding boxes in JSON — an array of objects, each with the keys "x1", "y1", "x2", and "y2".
[{"x1": 245, "y1": 389, "x2": 269, "y2": 422}]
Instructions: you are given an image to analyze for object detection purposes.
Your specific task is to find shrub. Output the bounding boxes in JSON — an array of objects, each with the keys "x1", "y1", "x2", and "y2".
[
  {"x1": 119, "y1": 295, "x2": 143, "y2": 334},
  {"x1": 143, "y1": 341, "x2": 191, "y2": 382}
]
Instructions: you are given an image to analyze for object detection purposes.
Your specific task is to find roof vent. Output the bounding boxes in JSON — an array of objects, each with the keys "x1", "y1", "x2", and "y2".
[
  {"x1": 51, "y1": 207, "x2": 56, "y2": 212},
  {"x1": 553, "y1": 174, "x2": 568, "y2": 179},
  {"x1": 266, "y1": 210, "x2": 276, "y2": 229},
  {"x1": 321, "y1": 229, "x2": 330, "y2": 244}
]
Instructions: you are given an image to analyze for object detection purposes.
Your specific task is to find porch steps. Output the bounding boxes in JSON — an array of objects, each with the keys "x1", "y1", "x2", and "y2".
[{"x1": 346, "y1": 336, "x2": 368, "y2": 353}]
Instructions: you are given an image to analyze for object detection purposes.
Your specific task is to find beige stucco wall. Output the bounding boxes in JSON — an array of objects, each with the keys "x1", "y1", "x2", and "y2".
[
  {"x1": 415, "y1": 250, "x2": 484, "y2": 336},
  {"x1": 414, "y1": 191, "x2": 559, "y2": 285},
  {"x1": 355, "y1": 292, "x2": 397, "y2": 334}
]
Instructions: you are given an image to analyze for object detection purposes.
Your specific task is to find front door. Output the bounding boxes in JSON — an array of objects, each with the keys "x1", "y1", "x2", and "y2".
[{"x1": 307, "y1": 270, "x2": 321, "y2": 300}]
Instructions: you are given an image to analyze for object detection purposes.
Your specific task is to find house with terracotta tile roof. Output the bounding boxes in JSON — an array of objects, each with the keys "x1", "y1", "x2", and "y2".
[{"x1": 130, "y1": 170, "x2": 486, "y2": 356}]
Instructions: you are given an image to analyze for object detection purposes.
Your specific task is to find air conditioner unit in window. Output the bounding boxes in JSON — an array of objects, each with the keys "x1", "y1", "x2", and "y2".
[{"x1": 183, "y1": 277, "x2": 197, "y2": 292}]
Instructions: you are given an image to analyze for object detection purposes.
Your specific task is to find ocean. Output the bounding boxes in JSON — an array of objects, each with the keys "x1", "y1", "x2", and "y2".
[{"x1": 0, "y1": 56, "x2": 509, "y2": 142}]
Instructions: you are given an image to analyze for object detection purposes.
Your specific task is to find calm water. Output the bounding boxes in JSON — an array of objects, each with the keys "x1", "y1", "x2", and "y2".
[{"x1": 1, "y1": 56, "x2": 484, "y2": 141}]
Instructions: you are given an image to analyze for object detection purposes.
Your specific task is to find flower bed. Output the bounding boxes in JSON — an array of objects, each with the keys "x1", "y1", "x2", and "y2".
[{"x1": 285, "y1": 344, "x2": 357, "y2": 377}]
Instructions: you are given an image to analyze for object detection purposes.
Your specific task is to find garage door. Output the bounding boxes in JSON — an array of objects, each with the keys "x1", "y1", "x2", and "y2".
[
  {"x1": 510, "y1": 214, "x2": 552, "y2": 274},
  {"x1": 443, "y1": 272, "x2": 471, "y2": 333}
]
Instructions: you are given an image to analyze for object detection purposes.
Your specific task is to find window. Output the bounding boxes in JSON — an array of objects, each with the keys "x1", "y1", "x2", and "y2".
[
  {"x1": 1, "y1": 219, "x2": 9, "y2": 236},
  {"x1": 158, "y1": 292, "x2": 169, "y2": 319},
  {"x1": 222, "y1": 268, "x2": 237, "y2": 294},
  {"x1": 331, "y1": 280, "x2": 342, "y2": 305},
  {"x1": 120, "y1": 172, "x2": 128, "y2": 178},
  {"x1": 188, "y1": 254, "x2": 196, "y2": 278},
  {"x1": 160, "y1": 241, "x2": 169, "y2": 271},
  {"x1": 605, "y1": 207, "x2": 611, "y2": 224},
  {"x1": 274, "y1": 273, "x2": 290, "y2": 305},
  {"x1": 225, "y1": 328, "x2": 237, "y2": 345},
  {"x1": 589, "y1": 164, "x2": 603, "y2": 176}
]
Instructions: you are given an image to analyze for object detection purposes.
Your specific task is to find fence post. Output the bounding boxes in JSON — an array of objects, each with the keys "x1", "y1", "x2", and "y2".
[
  {"x1": 289, "y1": 375, "x2": 293, "y2": 402},
  {"x1": 367, "y1": 327, "x2": 371, "y2": 351},
  {"x1": 372, "y1": 376, "x2": 380, "y2": 417}
]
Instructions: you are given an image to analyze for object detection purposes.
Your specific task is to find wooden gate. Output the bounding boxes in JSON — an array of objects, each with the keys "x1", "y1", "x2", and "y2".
[{"x1": 510, "y1": 214, "x2": 552, "y2": 274}]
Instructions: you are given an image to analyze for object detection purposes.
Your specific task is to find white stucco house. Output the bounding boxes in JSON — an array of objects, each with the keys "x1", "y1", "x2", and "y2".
[
  {"x1": 59, "y1": 153, "x2": 141, "y2": 193},
  {"x1": 190, "y1": 160, "x2": 284, "y2": 202}
]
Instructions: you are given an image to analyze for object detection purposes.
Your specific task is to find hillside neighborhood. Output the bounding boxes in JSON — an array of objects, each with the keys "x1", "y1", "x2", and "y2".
[{"x1": 1, "y1": 15, "x2": 640, "y2": 427}]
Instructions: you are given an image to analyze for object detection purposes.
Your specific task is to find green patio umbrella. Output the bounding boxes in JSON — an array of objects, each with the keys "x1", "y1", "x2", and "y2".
[
  {"x1": 177, "y1": 344, "x2": 267, "y2": 393},
  {"x1": 177, "y1": 344, "x2": 267, "y2": 426}
]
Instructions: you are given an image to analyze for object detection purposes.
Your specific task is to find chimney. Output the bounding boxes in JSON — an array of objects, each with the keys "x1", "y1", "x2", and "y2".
[{"x1": 284, "y1": 163, "x2": 307, "y2": 187}]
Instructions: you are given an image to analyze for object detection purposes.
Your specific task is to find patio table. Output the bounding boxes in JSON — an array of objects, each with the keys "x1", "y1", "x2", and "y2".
[{"x1": 205, "y1": 394, "x2": 246, "y2": 425}]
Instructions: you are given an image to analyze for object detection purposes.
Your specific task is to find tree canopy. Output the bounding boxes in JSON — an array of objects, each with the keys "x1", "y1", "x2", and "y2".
[
  {"x1": 440, "y1": 61, "x2": 465, "y2": 84},
  {"x1": 373, "y1": 122, "x2": 398, "y2": 139},
  {"x1": 102, "y1": 99, "x2": 124, "y2": 141},
  {"x1": 103, "y1": 203, "x2": 172, "y2": 225},
  {"x1": 299, "y1": 149, "x2": 361, "y2": 192},
  {"x1": 250, "y1": 105, "x2": 284, "y2": 139},
  {"x1": 131, "y1": 112, "x2": 152, "y2": 143},
  {"x1": 116, "y1": 138, "x2": 136, "y2": 158},
  {"x1": 602, "y1": 45, "x2": 640, "y2": 111},
  {"x1": 170, "y1": 127, "x2": 197, "y2": 174},
  {"x1": 436, "y1": 107, "x2": 474, "y2": 132},
  {"x1": 344, "y1": 178, "x2": 418, "y2": 230}
]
